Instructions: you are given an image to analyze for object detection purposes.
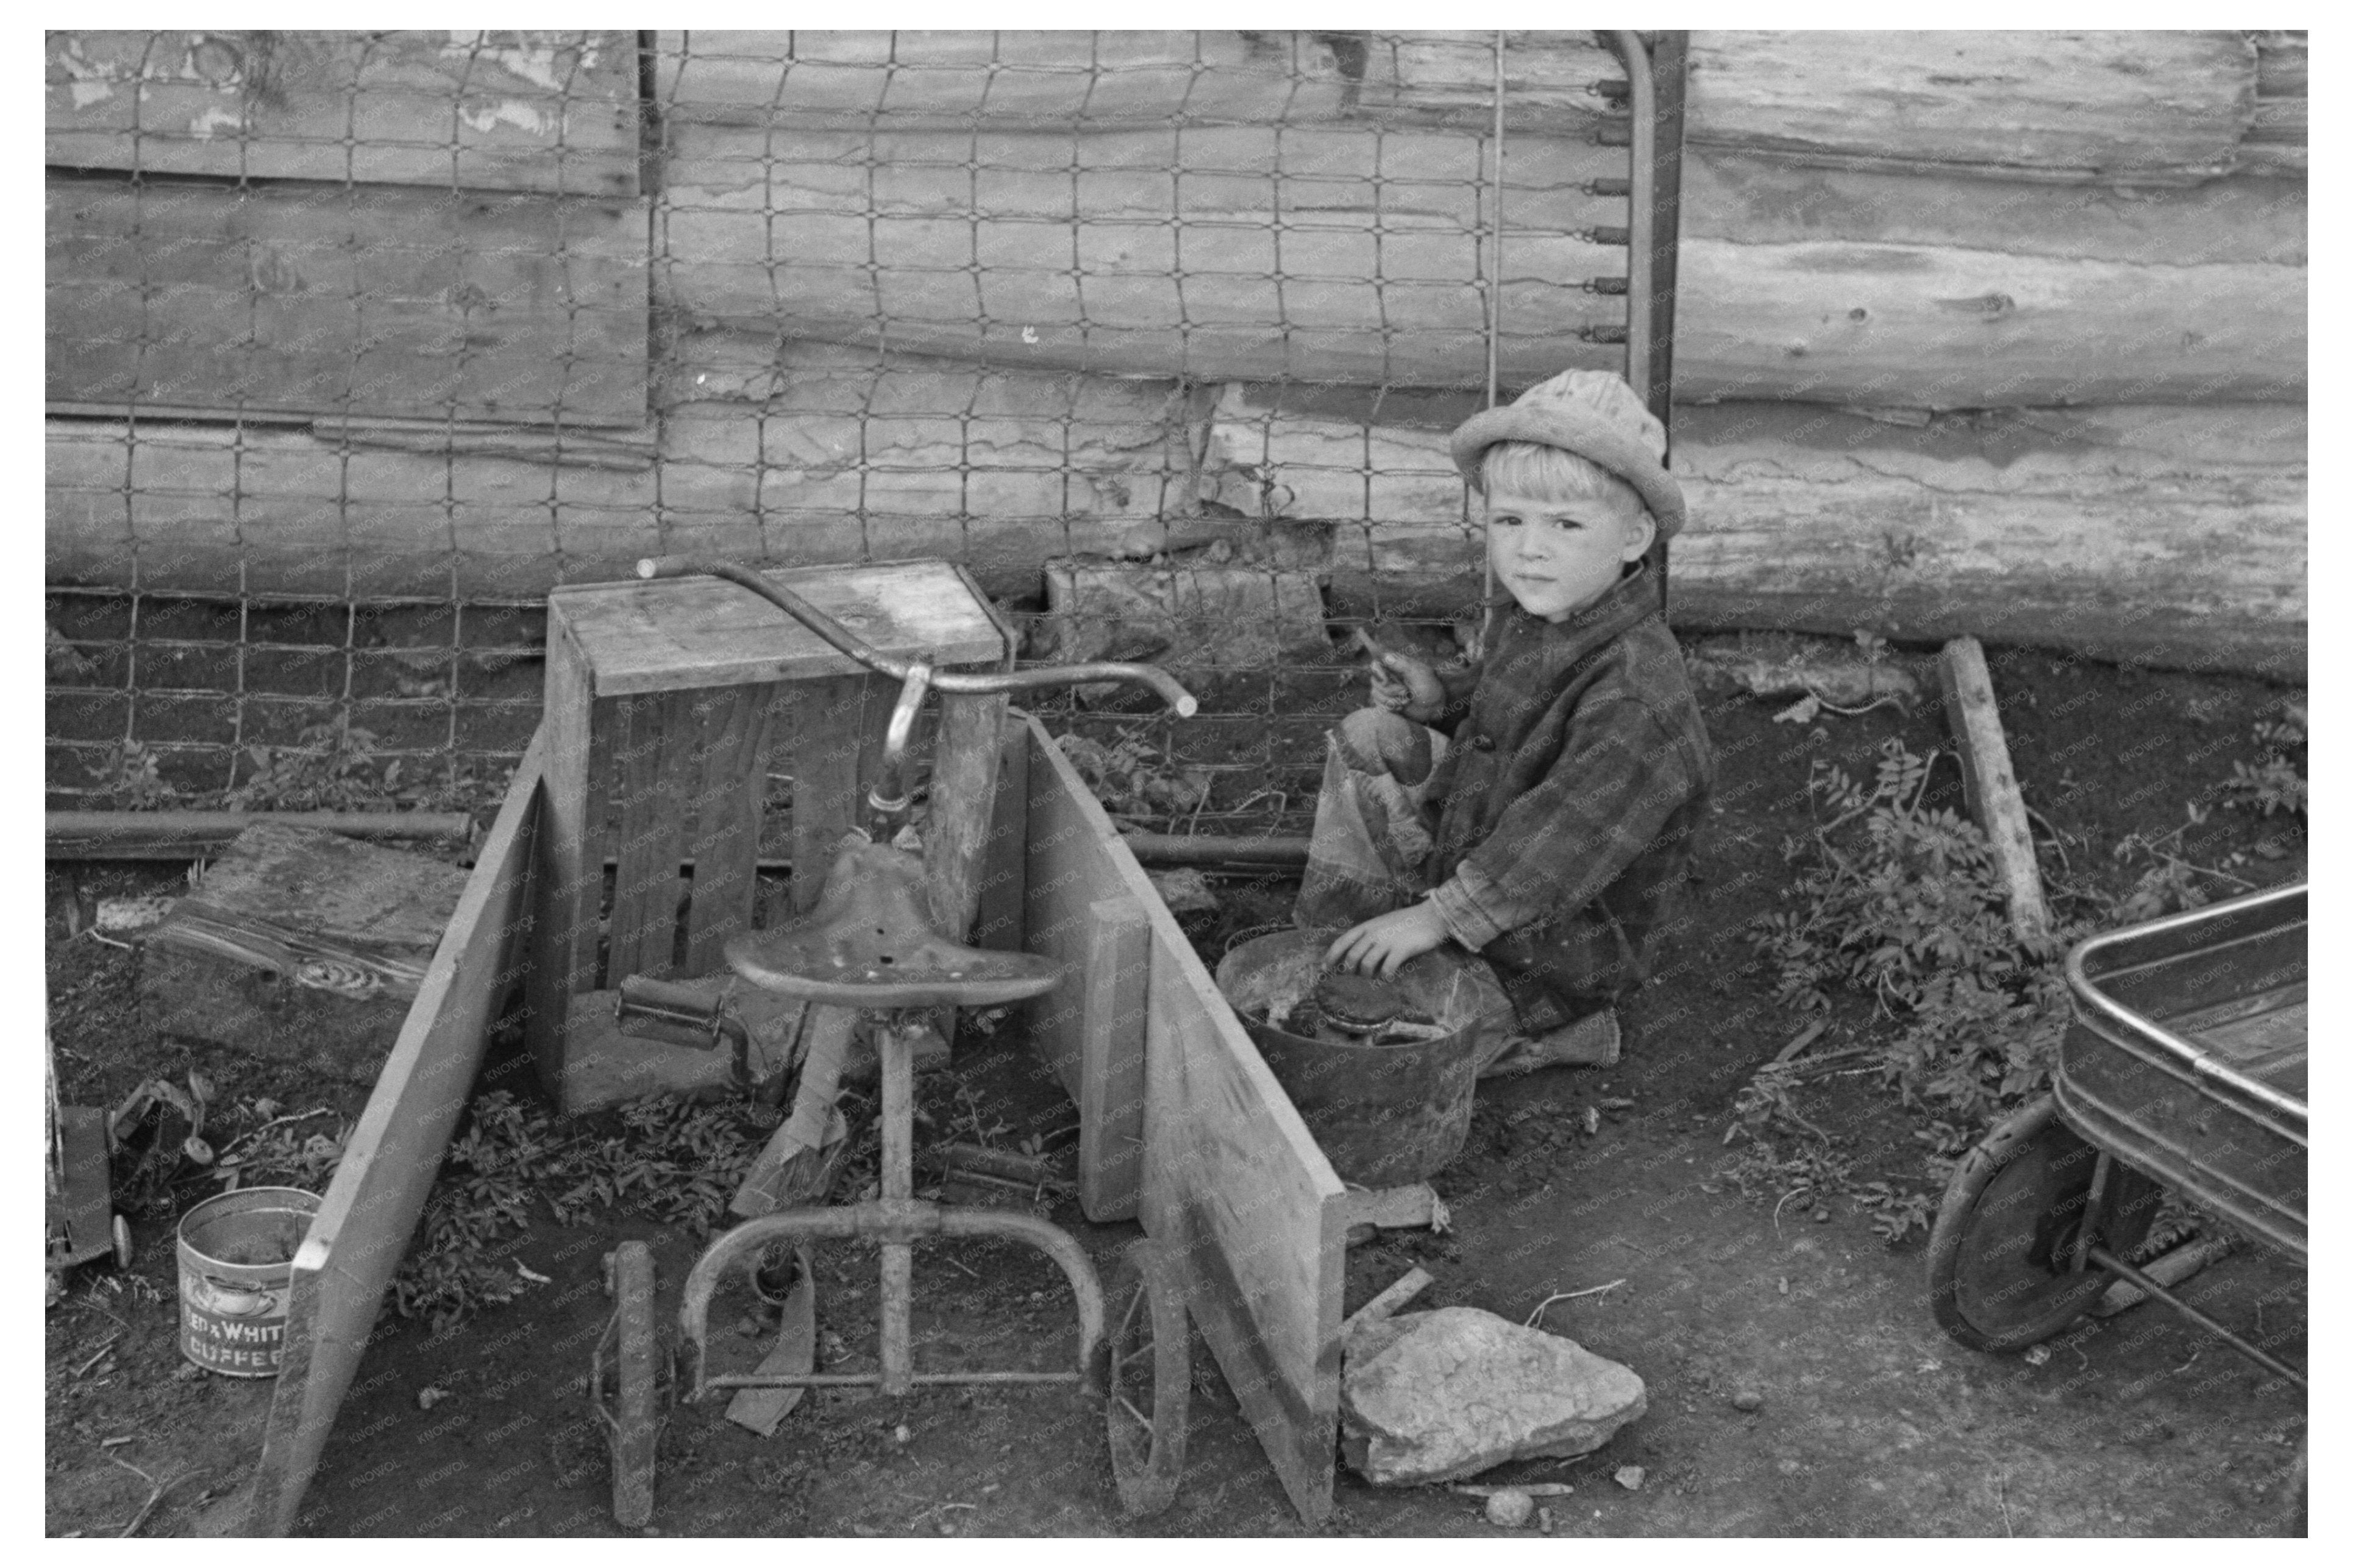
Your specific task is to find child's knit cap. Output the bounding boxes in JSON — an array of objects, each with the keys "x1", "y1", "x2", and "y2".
[{"x1": 1448, "y1": 369, "x2": 1685, "y2": 539}]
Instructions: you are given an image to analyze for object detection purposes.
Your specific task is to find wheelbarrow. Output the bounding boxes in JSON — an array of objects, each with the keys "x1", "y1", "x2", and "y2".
[
  {"x1": 1925, "y1": 881, "x2": 2306, "y2": 1389},
  {"x1": 589, "y1": 556, "x2": 1201, "y2": 1528}
]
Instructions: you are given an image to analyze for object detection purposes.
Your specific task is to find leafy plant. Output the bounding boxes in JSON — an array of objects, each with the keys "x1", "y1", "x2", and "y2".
[
  {"x1": 1054, "y1": 731, "x2": 1211, "y2": 823},
  {"x1": 2218, "y1": 710, "x2": 2306, "y2": 820},
  {"x1": 87, "y1": 740, "x2": 176, "y2": 811},
  {"x1": 229, "y1": 718, "x2": 392, "y2": 812}
]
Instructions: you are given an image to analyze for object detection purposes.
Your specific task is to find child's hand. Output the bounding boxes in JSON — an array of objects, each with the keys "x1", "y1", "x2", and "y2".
[
  {"x1": 1326, "y1": 903, "x2": 1449, "y2": 978},
  {"x1": 1369, "y1": 651, "x2": 1444, "y2": 723}
]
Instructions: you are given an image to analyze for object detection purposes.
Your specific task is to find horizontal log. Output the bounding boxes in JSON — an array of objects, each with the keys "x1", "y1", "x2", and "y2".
[
  {"x1": 1685, "y1": 30, "x2": 2257, "y2": 184},
  {"x1": 1206, "y1": 389, "x2": 2307, "y2": 676},
  {"x1": 1681, "y1": 152, "x2": 2304, "y2": 269},
  {"x1": 46, "y1": 349, "x2": 1232, "y2": 600},
  {"x1": 656, "y1": 119, "x2": 1631, "y2": 386},
  {"x1": 1673, "y1": 237, "x2": 2303, "y2": 406},
  {"x1": 48, "y1": 177, "x2": 648, "y2": 425},
  {"x1": 46, "y1": 31, "x2": 640, "y2": 196},
  {"x1": 652, "y1": 30, "x2": 1621, "y2": 133}
]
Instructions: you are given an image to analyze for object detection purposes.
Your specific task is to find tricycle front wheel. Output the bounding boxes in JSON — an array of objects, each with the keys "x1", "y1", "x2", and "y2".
[{"x1": 1926, "y1": 1096, "x2": 2160, "y2": 1353}]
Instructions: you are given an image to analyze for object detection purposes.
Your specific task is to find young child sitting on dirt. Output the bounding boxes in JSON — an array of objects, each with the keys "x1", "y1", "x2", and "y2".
[{"x1": 1297, "y1": 368, "x2": 1714, "y2": 1074}]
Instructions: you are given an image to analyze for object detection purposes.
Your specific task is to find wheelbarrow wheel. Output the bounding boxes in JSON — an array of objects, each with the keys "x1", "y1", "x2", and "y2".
[
  {"x1": 1926, "y1": 1096, "x2": 2160, "y2": 1353},
  {"x1": 600, "y1": 1241, "x2": 660, "y2": 1529},
  {"x1": 1103, "y1": 1238, "x2": 1189, "y2": 1518}
]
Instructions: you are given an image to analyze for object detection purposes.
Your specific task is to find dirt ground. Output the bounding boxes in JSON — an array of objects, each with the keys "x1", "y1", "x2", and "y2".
[{"x1": 44, "y1": 642, "x2": 2307, "y2": 1538}]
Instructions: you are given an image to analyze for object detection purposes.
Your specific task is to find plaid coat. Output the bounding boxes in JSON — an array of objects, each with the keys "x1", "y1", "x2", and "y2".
[{"x1": 1420, "y1": 563, "x2": 1714, "y2": 1032}]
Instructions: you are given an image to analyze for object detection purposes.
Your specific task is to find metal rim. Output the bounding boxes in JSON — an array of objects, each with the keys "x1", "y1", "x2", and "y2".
[{"x1": 1104, "y1": 1240, "x2": 1189, "y2": 1517}]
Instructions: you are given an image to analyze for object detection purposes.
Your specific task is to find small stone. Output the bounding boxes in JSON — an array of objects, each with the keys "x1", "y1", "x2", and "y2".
[
  {"x1": 1537, "y1": 1505, "x2": 1557, "y2": 1535},
  {"x1": 1614, "y1": 1465, "x2": 1646, "y2": 1491},
  {"x1": 1731, "y1": 1390, "x2": 1765, "y2": 1413},
  {"x1": 416, "y1": 1386, "x2": 449, "y2": 1411},
  {"x1": 1485, "y1": 1489, "x2": 1534, "y2": 1528},
  {"x1": 1812, "y1": 1207, "x2": 1832, "y2": 1223},
  {"x1": 893, "y1": 1424, "x2": 911, "y2": 1444},
  {"x1": 736, "y1": 1315, "x2": 764, "y2": 1338}
]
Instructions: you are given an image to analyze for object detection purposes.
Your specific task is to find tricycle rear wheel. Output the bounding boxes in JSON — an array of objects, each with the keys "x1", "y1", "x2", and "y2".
[
  {"x1": 1927, "y1": 1096, "x2": 2160, "y2": 1352},
  {"x1": 1103, "y1": 1238, "x2": 1189, "y2": 1517}
]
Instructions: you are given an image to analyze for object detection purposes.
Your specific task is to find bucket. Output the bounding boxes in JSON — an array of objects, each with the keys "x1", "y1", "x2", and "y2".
[
  {"x1": 175, "y1": 1186, "x2": 320, "y2": 1377},
  {"x1": 1216, "y1": 929, "x2": 1487, "y2": 1187}
]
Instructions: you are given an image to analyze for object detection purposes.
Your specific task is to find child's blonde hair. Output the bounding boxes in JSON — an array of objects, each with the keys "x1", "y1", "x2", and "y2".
[{"x1": 1479, "y1": 440, "x2": 1646, "y2": 520}]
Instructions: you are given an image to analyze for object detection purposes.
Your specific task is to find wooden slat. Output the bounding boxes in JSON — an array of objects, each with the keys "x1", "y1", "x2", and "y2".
[
  {"x1": 787, "y1": 675, "x2": 875, "y2": 914},
  {"x1": 552, "y1": 561, "x2": 1005, "y2": 698},
  {"x1": 575, "y1": 695, "x2": 621, "y2": 990},
  {"x1": 1025, "y1": 714, "x2": 1347, "y2": 1522},
  {"x1": 682, "y1": 683, "x2": 783, "y2": 974},
  {"x1": 924, "y1": 692, "x2": 1011, "y2": 942},
  {"x1": 1022, "y1": 746, "x2": 1152, "y2": 1219},
  {"x1": 47, "y1": 30, "x2": 641, "y2": 196},
  {"x1": 605, "y1": 690, "x2": 697, "y2": 981},
  {"x1": 46, "y1": 177, "x2": 647, "y2": 426},
  {"x1": 970, "y1": 720, "x2": 1031, "y2": 956},
  {"x1": 240, "y1": 729, "x2": 543, "y2": 1536},
  {"x1": 527, "y1": 615, "x2": 597, "y2": 1098}
]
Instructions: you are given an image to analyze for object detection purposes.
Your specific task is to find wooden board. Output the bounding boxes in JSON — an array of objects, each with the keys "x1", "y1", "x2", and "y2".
[
  {"x1": 1685, "y1": 30, "x2": 2257, "y2": 183},
  {"x1": 657, "y1": 119, "x2": 1629, "y2": 386},
  {"x1": 1022, "y1": 725, "x2": 1153, "y2": 1219},
  {"x1": 652, "y1": 30, "x2": 1620, "y2": 133},
  {"x1": 1022, "y1": 714, "x2": 1348, "y2": 1522},
  {"x1": 46, "y1": 30, "x2": 641, "y2": 196},
  {"x1": 139, "y1": 821, "x2": 471, "y2": 1084},
  {"x1": 238, "y1": 730, "x2": 543, "y2": 1537},
  {"x1": 47, "y1": 177, "x2": 648, "y2": 425}
]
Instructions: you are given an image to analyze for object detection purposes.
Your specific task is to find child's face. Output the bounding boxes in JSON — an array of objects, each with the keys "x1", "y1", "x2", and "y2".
[{"x1": 1484, "y1": 488, "x2": 1656, "y2": 622}]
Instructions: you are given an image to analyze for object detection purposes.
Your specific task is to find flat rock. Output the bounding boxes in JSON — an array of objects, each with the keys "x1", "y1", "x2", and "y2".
[{"x1": 1340, "y1": 1306, "x2": 1646, "y2": 1486}]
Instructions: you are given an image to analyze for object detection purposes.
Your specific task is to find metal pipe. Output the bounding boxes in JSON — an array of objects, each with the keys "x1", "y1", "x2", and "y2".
[
  {"x1": 2084, "y1": 1244, "x2": 2306, "y2": 1390},
  {"x1": 878, "y1": 1021, "x2": 917, "y2": 1395},
  {"x1": 47, "y1": 809, "x2": 473, "y2": 859},
  {"x1": 637, "y1": 555, "x2": 1198, "y2": 717},
  {"x1": 868, "y1": 662, "x2": 932, "y2": 837},
  {"x1": 1611, "y1": 30, "x2": 1656, "y2": 404}
]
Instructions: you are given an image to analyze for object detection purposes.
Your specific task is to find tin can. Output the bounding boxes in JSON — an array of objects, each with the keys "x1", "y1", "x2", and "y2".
[{"x1": 175, "y1": 1187, "x2": 319, "y2": 1377}]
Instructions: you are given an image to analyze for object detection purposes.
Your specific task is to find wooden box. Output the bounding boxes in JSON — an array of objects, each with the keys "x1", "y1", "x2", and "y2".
[{"x1": 525, "y1": 559, "x2": 1014, "y2": 1112}]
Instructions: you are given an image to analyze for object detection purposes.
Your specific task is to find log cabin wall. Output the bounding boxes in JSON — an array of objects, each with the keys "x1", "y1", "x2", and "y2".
[{"x1": 46, "y1": 30, "x2": 2304, "y2": 678}]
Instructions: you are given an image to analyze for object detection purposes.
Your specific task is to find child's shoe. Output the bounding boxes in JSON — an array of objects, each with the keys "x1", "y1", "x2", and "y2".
[{"x1": 1476, "y1": 1008, "x2": 1620, "y2": 1077}]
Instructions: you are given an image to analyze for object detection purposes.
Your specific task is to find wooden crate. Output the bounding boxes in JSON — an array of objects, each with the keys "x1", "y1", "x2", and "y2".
[{"x1": 524, "y1": 559, "x2": 1013, "y2": 1113}]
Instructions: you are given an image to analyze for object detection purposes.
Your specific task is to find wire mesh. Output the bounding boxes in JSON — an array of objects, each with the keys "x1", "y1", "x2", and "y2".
[{"x1": 45, "y1": 29, "x2": 1648, "y2": 834}]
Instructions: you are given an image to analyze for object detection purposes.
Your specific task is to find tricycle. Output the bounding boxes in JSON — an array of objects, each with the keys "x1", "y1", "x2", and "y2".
[
  {"x1": 587, "y1": 556, "x2": 1200, "y2": 1528},
  {"x1": 1926, "y1": 881, "x2": 2306, "y2": 1388}
]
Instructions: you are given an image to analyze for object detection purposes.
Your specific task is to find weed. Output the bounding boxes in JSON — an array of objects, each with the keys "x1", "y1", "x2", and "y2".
[
  {"x1": 2218, "y1": 710, "x2": 2306, "y2": 820},
  {"x1": 87, "y1": 740, "x2": 175, "y2": 811},
  {"x1": 1053, "y1": 731, "x2": 1211, "y2": 824},
  {"x1": 229, "y1": 718, "x2": 391, "y2": 812}
]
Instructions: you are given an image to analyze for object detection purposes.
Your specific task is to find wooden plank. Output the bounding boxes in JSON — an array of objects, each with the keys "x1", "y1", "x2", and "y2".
[
  {"x1": 46, "y1": 177, "x2": 648, "y2": 425},
  {"x1": 1686, "y1": 30, "x2": 2257, "y2": 183},
  {"x1": 552, "y1": 561, "x2": 1005, "y2": 698},
  {"x1": 46, "y1": 30, "x2": 641, "y2": 196},
  {"x1": 682, "y1": 683, "x2": 783, "y2": 974},
  {"x1": 787, "y1": 675, "x2": 875, "y2": 914},
  {"x1": 657, "y1": 118, "x2": 1628, "y2": 387},
  {"x1": 575, "y1": 695, "x2": 621, "y2": 990},
  {"x1": 1937, "y1": 637, "x2": 2052, "y2": 945},
  {"x1": 238, "y1": 729, "x2": 543, "y2": 1537},
  {"x1": 652, "y1": 30, "x2": 1619, "y2": 133},
  {"x1": 605, "y1": 690, "x2": 698, "y2": 981},
  {"x1": 527, "y1": 615, "x2": 596, "y2": 1099},
  {"x1": 1025, "y1": 714, "x2": 1347, "y2": 1522}
]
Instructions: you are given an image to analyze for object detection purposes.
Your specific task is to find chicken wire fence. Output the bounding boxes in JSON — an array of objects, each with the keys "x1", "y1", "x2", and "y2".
[{"x1": 46, "y1": 29, "x2": 1662, "y2": 834}]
